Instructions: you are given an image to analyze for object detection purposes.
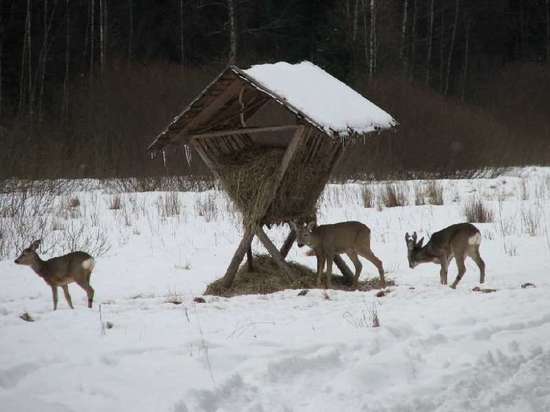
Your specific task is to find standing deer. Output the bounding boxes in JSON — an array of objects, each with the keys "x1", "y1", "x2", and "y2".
[
  {"x1": 14, "y1": 240, "x2": 95, "y2": 310},
  {"x1": 291, "y1": 221, "x2": 385, "y2": 289},
  {"x1": 405, "y1": 223, "x2": 486, "y2": 289}
]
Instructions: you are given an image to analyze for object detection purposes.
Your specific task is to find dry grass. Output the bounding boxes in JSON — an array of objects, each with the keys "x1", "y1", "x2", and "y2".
[
  {"x1": 380, "y1": 183, "x2": 407, "y2": 208},
  {"x1": 361, "y1": 185, "x2": 375, "y2": 208},
  {"x1": 204, "y1": 255, "x2": 392, "y2": 297},
  {"x1": 463, "y1": 198, "x2": 494, "y2": 223},
  {"x1": 157, "y1": 192, "x2": 181, "y2": 218},
  {"x1": 108, "y1": 195, "x2": 123, "y2": 210},
  {"x1": 425, "y1": 181, "x2": 444, "y2": 205}
]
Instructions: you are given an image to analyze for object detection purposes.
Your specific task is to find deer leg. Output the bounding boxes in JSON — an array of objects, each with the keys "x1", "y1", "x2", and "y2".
[
  {"x1": 62, "y1": 285, "x2": 74, "y2": 309},
  {"x1": 51, "y1": 286, "x2": 58, "y2": 311},
  {"x1": 439, "y1": 255, "x2": 449, "y2": 285},
  {"x1": 325, "y1": 256, "x2": 334, "y2": 289},
  {"x1": 316, "y1": 255, "x2": 326, "y2": 288},
  {"x1": 450, "y1": 255, "x2": 467, "y2": 289},
  {"x1": 360, "y1": 249, "x2": 385, "y2": 288},
  {"x1": 76, "y1": 280, "x2": 94, "y2": 308},
  {"x1": 346, "y1": 251, "x2": 363, "y2": 289},
  {"x1": 470, "y1": 247, "x2": 486, "y2": 284}
]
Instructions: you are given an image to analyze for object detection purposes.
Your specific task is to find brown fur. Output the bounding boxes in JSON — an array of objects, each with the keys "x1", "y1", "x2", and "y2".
[
  {"x1": 405, "y1": 223, "x2": 486, "y2": 288},
  {"x1": 14, "y1": 240, "x2": 95, "y2": 310},
  {"x1": 291, "y1": 221, "x2": 385, "y2": 289}
]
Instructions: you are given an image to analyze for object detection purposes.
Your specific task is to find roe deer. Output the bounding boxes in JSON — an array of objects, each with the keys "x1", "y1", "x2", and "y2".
[
  {"x1": 405, "y1": 223, "x2": 486, "y2": 289},
  {"x1": 14, "y1": 240, "x2": 95, "y2": 310},
  {"x1": 291, "y1": 221, "x2": 385, "y2": 289}
]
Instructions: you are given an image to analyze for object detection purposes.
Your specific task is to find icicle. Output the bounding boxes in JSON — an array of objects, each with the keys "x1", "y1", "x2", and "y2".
[
  {"x1": 162, "y1": 149, "x2": 167, "y2": 168},
  {"x1": 184, "y1": 144, "x2": 192, "y2": 166}
]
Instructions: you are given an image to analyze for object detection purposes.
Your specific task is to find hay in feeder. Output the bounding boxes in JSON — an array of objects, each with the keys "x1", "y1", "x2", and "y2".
[
  {"x1": 218, "y1": 148, "x2": 284, "y2": 225},
  {"x1": 204, "y1": 255, "x2": 393, "y2": 297}
]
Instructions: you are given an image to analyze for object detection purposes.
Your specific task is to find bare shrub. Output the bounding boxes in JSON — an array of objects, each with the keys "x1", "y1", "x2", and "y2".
[
  {"x1": 108, "y1": 195, "x2": 123, "y2": 210},
  {"x1": 157, "y1": 192, "x2": 182, "y2": 218},
  {"x1": 520, "y1": 178, "x2": 529, "y2": 200},
  {"x1": 413, "y1": 183, "x2": 426, "y2": 205},
  {"x1": 463, "y1": 198, "x2": 494, "y2": 223},
  {"x1": 520, "y1": 207, "x2": 540, "y2": 236},
  {"x1": 380, "y1": 183, "x2": 407, "y2": 208},
  {"x1": 68, "y1": 196, "x2": 81, "y2": 208},
  {"x1": 361, "y1": 185, "x2": 375, "y2": 208},
  {"x1": 194, "y1": 193, "x2": 219, "y2": 222},
  {"x1": 60, "y1": 221, "x2": 111, "y2": 256},
  {"x1": 425, "y1": 181, "x2": 444, "y2": 205}
]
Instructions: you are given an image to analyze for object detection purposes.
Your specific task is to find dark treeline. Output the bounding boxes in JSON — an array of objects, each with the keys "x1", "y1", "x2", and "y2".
[{"x1": 0, "y1": 0, "x2": 549, "y2": 180}]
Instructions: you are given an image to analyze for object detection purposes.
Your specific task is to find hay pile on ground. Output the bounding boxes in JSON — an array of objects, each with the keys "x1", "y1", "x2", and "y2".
[{"x1": 204, "y1": 255, "x2": 392, "y2": 297}]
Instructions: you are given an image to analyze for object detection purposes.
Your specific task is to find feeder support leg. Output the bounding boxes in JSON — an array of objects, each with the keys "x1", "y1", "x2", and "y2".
[
  {"x1": 334, "y1": 255, "x2": 354, "y2": 285},
  {"x1": 279, "y1": 229, "x2": 296, "y2": 259},
  {"x1": 222, "y1": 228, "x2": 255, "y2": 288},
  {"x1": 246, "y1": 245, "x2": 254, "y2": 272},
  {"x1": 255, "y1": 226, "x2": 296, "y2": 281}
]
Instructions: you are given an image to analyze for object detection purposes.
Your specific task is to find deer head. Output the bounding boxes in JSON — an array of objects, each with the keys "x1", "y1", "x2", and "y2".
[
  {"x1": 290, "y1": 221, "x2": 317, "y2": 248},
  {"x1": 405, "y1": 232, "x2": 424, "y2": 269},
  {"x1": 14, "y1": 239, "x2": 42, "y2": 266}
]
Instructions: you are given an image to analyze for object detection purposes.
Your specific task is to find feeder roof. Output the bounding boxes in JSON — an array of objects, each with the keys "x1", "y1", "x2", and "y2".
[
  {"x1": 147, "y1": 61, "x2": 396, "y2": 155},
  {"x1": 242, "y1": 61, "x2": 396, "y2": 136}
]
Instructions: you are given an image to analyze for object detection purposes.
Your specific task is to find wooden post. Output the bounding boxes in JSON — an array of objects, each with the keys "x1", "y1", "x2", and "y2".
[
  {"x1": 333, "y1": 256, "x2": 354, "y2": 285},
  {"x1": 222, "y1": 228, "x2": 254, "y2": 288},
  {"x1": 255, "y1": 226, "x2": 296, "y2": 281},
  {"x1": 246, "y1": 245, "x2": 254, "y2": 272},
  {"x1": 279, "y1": 229, "x2": 296, "y2": 259}
]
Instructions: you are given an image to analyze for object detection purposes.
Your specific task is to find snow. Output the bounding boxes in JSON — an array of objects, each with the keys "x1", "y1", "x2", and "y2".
[
  {"x1": 242, "y1": 61, "x2": 396, "y2": 136},
  {"x1": 1, "y1": 168, "x2": 550, "y2": 411}
]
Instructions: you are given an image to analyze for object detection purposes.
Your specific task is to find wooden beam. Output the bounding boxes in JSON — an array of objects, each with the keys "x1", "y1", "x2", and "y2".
[
  {"x1": 171, "y1": 79, "x2": 243, "y2": 145},
  {"x1": 246, "y1": 245, "x2": 254, "y2": 272},
  {"x1": 191, "y1": 139, "x2": 221, "y2": 180},
  {"x1": 279, "y1": 229, "x2": 296, "y2": 259},
  {"x1": 222, "y1": 228, "x2": 255, "y2": 288},
  {"x1": 255, "y1": 226, "x2": 296, "y2": 281},
  {"x1": 190, "y1": 125, "x2": 300, "y2": 139}
]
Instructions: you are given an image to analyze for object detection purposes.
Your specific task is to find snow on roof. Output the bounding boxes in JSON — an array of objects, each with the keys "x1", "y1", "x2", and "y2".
[{"x1": 242, "y1": 61, "x2": 396, "y2": 136}]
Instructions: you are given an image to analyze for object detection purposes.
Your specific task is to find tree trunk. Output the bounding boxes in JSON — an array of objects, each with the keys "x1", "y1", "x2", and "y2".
[
  {"x1": 352, "y1": 0, "x2": 360, "y2": 42},
  {"x1": 362, "y1": 0, "x2": 368, "y2": 69},
  {"x1": 179, "y1": 0, "x2": 185, "y2": 65},
  {"x1": 99, "y1": 0, "x2": 104, "y2": 73},
  {"x1": 439, "y1": 8, "x2": 445, "y2": 92},
  {"x1": 410, "y1": 0, "x2": 417, "y2": 80},
  {"x1": 90, "y1": 0, "x2": 95, "y2": 79},
  {"x1": 546, "y1": 0, "x2": 550, "y2": 62},
  {"x1": 227, "y1": 0, "x2": 237, "y2": 64},
  {"x1": 62, "y1": 0, "x2": 70, "y2": 119},
  {"x1": 400, "y1": 0, "x2": 408, "y2": 76},
  {"x1": 425, "y1": 0, "x2": 434, "y2": 85},
  {"x1": 128, "y1": 0, "x2": 133, "y2": 61},
  {"x1": 18, "y1": 0, "x2": 32, "y2": 116},
  {"x1": 461, "y1": 18, "x2": 470, "y2": 101},
  {"x1": 369, "y1": 0, "x2": 376, "y2": 79},
  {"x1": 444, "y1": 0, "x2": 460, "y2": 96}
]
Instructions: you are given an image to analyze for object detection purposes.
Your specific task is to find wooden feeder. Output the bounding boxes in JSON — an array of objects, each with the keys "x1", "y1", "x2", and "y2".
[{"x1": 148, "y1": 61, "x2": 396, "y2": 289}]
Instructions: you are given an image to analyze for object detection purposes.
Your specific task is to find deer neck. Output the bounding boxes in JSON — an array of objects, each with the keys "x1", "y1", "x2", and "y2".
[
  {"x1": 415, "y1": 244, "x2": 437, "y2": 263},
  {"x1": 30, "y1": 255, "x2": 48, "y2": 279}
]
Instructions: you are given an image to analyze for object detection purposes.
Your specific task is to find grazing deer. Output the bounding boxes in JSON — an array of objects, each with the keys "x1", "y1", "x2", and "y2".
[
  {"x1": 14, "y1": 240, "x2": 95, "y2": 310},
  {"x1": 291, "y1": 221, "x2": 385, "y2": 289},
  {"x1": 405, "y1": 223, "x2": 486, "y2": 289}
]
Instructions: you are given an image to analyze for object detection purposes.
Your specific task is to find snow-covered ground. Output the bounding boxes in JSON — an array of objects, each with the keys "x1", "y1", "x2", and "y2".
[{"x1": 1, "y1": 168, "x2": 550, "y2": 411}]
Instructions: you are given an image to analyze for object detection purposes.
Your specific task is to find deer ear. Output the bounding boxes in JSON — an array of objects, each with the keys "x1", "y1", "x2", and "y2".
[
  {"x1": 417, "y1": 237, "x2": 425, "y2": 248},
  {"x1": 405, "y1": 232, "x2": 410, "y2": 241},
  {"x1": 306, "y1": 222, "x2": 316, "y2": 232},
  {"x1": 29, "y1": 239, "x2": 41, "y2": 251}
]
